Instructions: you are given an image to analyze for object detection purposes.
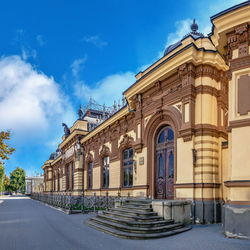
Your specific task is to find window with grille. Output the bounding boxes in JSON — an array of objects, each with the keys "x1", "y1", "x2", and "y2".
[
  {"x1": 88, "y1": 162, "x2": 93, "y2": 189},
  {"x1": 123, "y1": 148, "x2": 133, "y2": 187},
  {"x1": 102, "y1": 156, "x2": 109, "y2": 188}
]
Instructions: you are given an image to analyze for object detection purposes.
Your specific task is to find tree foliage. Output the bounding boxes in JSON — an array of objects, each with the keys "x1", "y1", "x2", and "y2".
[
  {"x1": 0, "y1": 164, "x2": 4, "y2": 192},
  {"x1": 3, "y1": 175, "x2": 11, "y2": 192},
  {"x1": 0, "y1": 131, "x2": 15, "y2": 161},
  {"x1": 10, "y1": 167, "x2": 26, "y2": 193},
  {"x1": 0, "y1": 131, "x2": 15, "y2": 193}
]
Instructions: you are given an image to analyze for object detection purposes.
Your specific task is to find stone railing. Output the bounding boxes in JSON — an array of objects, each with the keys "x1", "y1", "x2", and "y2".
[{"x1": 31, "y1": 192, "x2": 123, "y2": 213}]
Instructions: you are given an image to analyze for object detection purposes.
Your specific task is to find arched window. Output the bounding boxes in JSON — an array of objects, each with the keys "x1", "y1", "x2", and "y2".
[
  {"x1": 71, "y1": 163, "x2": 74, "y2": 191},
  {"x1": 53, "y1": 171, "x2": 56, "y2": 191},
  {"x1": 57, "y1": 170, "x2": 60, "y2": 191},
  {"x1": 102, "y1": 156, "x2": 109, "y2": 188},
  {"x1": 168, "y1": 151, "x2": 174, "y2": 178},
  {"x1": 87, "y1": 162, "x2": 93, "y2": 189},
  {"x1": 155, "y1": 125, "x2": 175, "y2": 199},
  {"x1": 66, "y1": 165, "x2": 70, "y2": 191},
  {"x1": 123, "y1": 148, "x2": 133, "y2": 187},
  {"x1": 158, "y1": 153, "x2": 164, "y2": 178}
]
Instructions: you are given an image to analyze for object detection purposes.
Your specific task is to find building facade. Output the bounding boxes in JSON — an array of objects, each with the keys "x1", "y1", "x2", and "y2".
[
  {"x1": 25, "y1": 175, "x2": 44, "y2": 195},
  {"x1": 42, "y1": 2, "x2": 250, "y2": 239}
]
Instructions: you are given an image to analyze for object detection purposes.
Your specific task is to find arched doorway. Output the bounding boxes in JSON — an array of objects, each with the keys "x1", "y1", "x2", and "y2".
[{"x1": 155, "y1": 126, "x2": 174, "y2": 199}]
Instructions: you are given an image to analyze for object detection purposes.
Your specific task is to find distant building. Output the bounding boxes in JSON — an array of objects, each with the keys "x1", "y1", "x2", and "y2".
[{"x1": 25, "y1": 176, "x2": 44, "y2": 195}]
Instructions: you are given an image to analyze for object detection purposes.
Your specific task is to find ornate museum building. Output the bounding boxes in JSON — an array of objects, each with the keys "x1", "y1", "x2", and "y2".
[{"x1": 42, "y1": 2, "x2": 250, "y2": 239}]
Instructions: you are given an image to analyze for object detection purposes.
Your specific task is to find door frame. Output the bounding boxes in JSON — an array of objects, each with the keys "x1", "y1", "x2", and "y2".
[{"x1": 144, "y1": 107, "x2": 181, "y2": 199}]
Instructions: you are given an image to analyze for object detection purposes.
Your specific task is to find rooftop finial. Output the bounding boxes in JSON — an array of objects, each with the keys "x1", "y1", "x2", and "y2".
[
  {"x1": 191, "y1": 19, "x2": 198, "y2": 33},
  {"x1": 78, "y1": 104, "x2": 84, "y2": 120}
]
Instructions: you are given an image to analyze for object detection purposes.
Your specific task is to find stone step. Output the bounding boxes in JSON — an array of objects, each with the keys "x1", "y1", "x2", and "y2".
[
  {"x1": 124, "y1": 199, "x2": 152, "y2": 204},
  {"x1": 118, "y1": 205, "x2": 153, "y2": 212},
  {"x1": 109, "y1": 207, "x2": 157, "y2": 217},
  {"x1": 90, "y1": 217, "x2": 184, "y2": 234},
  {"x1": 103, "y1": 211, "x2": 163, "y2": 222},
  {"x1": 86, "y1": 220, "x2": 192, "y2": 240},
  {"x1": 122, "y1": 202, "x2": 152, "y2": 208},
  {"x1": 97, "y1": 214, "x2": 174, "y2": 228}
]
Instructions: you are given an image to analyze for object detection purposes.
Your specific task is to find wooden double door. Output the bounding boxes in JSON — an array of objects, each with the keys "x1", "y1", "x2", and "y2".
[{"x1": 155, "y1": 126, "x2": 174, "y2": 199}]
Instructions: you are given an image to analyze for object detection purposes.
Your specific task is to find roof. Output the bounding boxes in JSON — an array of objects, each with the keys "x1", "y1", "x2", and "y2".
[
  {"x1": 210, "y1": 0, "x2": 250, "y2": 21},
  {"x1": 164, "y1": 19, "x2": 204, "y2": 56}
]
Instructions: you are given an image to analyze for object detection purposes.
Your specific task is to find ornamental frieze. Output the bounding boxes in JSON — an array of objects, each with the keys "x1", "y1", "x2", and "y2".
[
  {"x1": 226, "y1": 23, "x2": 249, "y2": 60},
  {"x1": 99, "y1": 144, "x2": 111, "y2": 158},
  {"x1": 64, "y1": 146, "x2": 74, "y2": 159},
  {"x1": 85, "y1": 152, "x2": 94, "y2": 163},
  {"x1": 119, "y1": 134, "x2": 134, "y2": 149}
]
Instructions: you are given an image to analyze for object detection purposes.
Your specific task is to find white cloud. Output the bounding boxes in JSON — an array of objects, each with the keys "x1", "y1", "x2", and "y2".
[
  {"x1": 74, "y1": 72, "x2": 135, "y2": 106},
  {"x1": 166, "y1": 19, "x2": 193, "y2": 47},
  {"x1": 137, "y1": 63, "x2": 153, "y2": 72},
  {"x1": 71, "y1": 55, "x2": 88, "y2": 78},
  {"x1": 82, "y1": 35, "x2": 108, "y2": 48},
  {"x1": 21, "y1": 46, "x2": 37, "y2": 60},
  {"x1": 0, "y1": 55, "x2": 75, "y2": 141},
  {"x1": 36, "y1": 35, "x2": 46, "y2": 46}
]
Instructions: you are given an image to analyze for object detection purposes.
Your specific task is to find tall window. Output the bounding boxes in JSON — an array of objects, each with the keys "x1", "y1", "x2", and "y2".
[
  {"x1": 71, "y1": 163, "x2": 74, "y2": 191},
  {"x1": 57, "y1": 171, "x2": 60, "y2": 191},
  {"x1": 53, "y1": 171, "x2": 56, "y2": 191},
  {"x1": 87, "y1": 162, "x2": 93, "y2": 189},
  {"x1": 123, "y1": 148, "x2": 133, "y2": 187},
  {"x1": 102, "y1": 156, "x2": 109, "y2": 188},
  {"x1": 66, "y1": 165, "x2": 70, "y2": 191}
]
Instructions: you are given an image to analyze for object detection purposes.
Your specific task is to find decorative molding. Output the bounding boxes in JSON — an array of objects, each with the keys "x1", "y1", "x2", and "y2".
[
  {"x1": 85, "y1": 185, "x2": 148, "y2": 192},
  {"x1": 224, "y1": 180, "x2": 250, "y2": 187},
  {"x1": 226, "y1": 201, "x2": 250, "y2": 206},
  {"x1": 133, "y1": 139, "x2": 143, "y2": 153},
  {"x1": 194, "y1": 163, "x2": 219, "y2": 168},
  {"x1": 229, "y1": 118, "x2": 250, "y2": 129},
  {"x1": 119, "y1": 134, "x2": 134, "y2": 150},
  {"x1": 195, "y1": 64, "x2": 227, "y2": 82},
  {"x1": 229, "y1": 55, "x2": 250, "y2": 74},
  {"x1": 226, "y1": 23, "x2": 249, "y2": 61},
  {"x1": 194, "y1": 124, "x2": 228, "y2": 140},
  {"x1": 175, "y1": 183, "x2": 220, "y2": 188},
  {"x1": 195, "y1": 85, "x2": 219, "y2": 97},
  {"x1": 85, "y1": 152, "x2": 94, "y2": 163}
]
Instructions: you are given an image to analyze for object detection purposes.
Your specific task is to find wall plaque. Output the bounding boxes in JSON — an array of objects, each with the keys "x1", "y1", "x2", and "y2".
[
  {"x1": 65, "y1": 146, "x2": 74, "y2": 159},
  {"x1": 139, "y1": 157, "x2": 144, "y2": 165}
]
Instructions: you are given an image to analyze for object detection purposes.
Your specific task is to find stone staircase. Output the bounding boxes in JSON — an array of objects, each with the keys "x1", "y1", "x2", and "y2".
[{"x1": 86, "y1": 199, "x2": 191, "y2": 239}]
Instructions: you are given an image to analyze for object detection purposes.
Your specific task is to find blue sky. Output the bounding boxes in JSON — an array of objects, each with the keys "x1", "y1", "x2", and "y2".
[{"x1": 0, "y1": 0, "x2": 243, "y2": 176}]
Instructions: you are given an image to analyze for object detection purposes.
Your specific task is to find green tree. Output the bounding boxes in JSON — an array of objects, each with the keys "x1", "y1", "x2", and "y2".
[
  {"x1": 0, "y1": 131, "x2": 15, "y2": 160},
  {"x1": 3, "y1": 175, "x2": 11, "y2": 192},
  {"x1": 0, "y1": 131, "x2": 15, "y2": 193},
  {"x1": 10, "y1": 167, "x2": 26, "y2": 194},
  {"x1": 0, "y1": 164, "x2": 4, "y2": 193}
]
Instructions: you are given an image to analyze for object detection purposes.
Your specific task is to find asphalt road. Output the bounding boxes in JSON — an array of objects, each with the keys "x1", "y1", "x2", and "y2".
[{"x1": 0, "y1": 196, "x2": 249, "y2": 250}]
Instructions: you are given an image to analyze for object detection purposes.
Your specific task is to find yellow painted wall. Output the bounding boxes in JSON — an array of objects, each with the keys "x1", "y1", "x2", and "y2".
[
  {"x1": 109, "y1": 160, "x2": 120, "y2": 188},
  {"x1": 231, "y1": 127, "x2": 250, "y2": 180},
  {"x1": 195, "y1": 93, "x2": 218, "y2": 125},
  {"x1": 229, "y1": 187, "x2": 250, "y2": 202},
  {"x1": 176, "y1": 188, "x2": 193, "y2": 199},
  {"x1": 134, "y1": 147, "x2": 147, "y2": 186},
  {"x1": 176, "y1": 138, "x2": 194, "y2": 184},
  {"x1": 93, "y1": 167, "x2": 100, "y2": 189},
  {"x1": 195, "y1": 76, "x2": 221, "y2": 90}
]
